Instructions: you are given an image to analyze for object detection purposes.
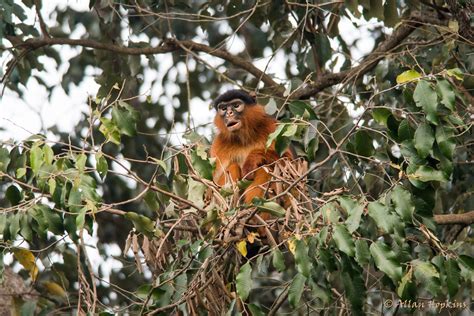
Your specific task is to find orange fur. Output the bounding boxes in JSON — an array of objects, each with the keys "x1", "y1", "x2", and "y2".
[{"x1": 211, "y1": 104, "x2": 293, "y2": 204}]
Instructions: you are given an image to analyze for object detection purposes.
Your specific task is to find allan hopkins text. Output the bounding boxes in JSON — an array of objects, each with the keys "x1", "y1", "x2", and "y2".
[{"x1": 384, "y1": 299, "x2": 468, "y2": 310}]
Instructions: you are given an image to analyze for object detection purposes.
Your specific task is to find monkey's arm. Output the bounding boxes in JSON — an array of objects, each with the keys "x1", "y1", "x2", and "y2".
[
  {"x1": 215, "y1": 162, "x2": 241, "y2": 186},
  {"x1": 242, "y1": 145, "x2": 295, "y2": 179},
  {"x1": 241, "y1": 149, "x2": 279, "y2": 179}
]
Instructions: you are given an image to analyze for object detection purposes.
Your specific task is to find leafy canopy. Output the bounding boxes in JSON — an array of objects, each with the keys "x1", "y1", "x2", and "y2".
[{"x1": 0, "y1": 1, "x2": 473, "y2": 315}]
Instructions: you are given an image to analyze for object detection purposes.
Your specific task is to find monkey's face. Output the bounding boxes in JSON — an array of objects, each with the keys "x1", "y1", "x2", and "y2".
[{"x1": 217, "y1": 98, "x2": 245, "y2": 132}]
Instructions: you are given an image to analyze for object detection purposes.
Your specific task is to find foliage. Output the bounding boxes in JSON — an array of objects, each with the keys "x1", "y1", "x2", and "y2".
[{"x1": 0, "y1": 0, "x2": 473, "y2": 315}]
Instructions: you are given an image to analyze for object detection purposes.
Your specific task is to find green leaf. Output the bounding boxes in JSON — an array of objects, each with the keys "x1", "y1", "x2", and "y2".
[
  {"x1": 190, "y1": 149, "x2": 213, "y2": 180},
  {"x1": 282, "y1": 124, "x2": 298, "y2": 137},
  {"x1": 339, "y1": 197, "x2": 364, "y2": 233},
  {"x1": 29, "y1": 144, "x2": 44, "y2": 175},
  {"x1": 386, "y1": 114, "x2": 400, "y2": 140},
  {"x1": 16, "y1": 167, "x2": 27, "y2": 178},
  {"x1": 266, "y1": 124, "x2": 286, "y2": 149},
  {"x1": 0, "y1": 147, "x2": 10, "y2": 172},
  {"x1": 9, "y1": 213, "x2": 21, "y2": 240},
  {"x1": 446, "y1": 68, "x2": 463, "y2": 81},
  {"x1": 445, "y1": 258, "x2": 460, "y2": 298},
  {"x1": 354, "y1": 130, "x2": 374, "y2": 157},
  {"x1": 288, "y1": 101, "x2": 317, "y2": 120},
  {"x1": 435, "y1": 126, "x2": 456, "y2": 159},
  {"x1": 314, "y1": 33, "x2": 332, "y2": 66},
  {"x1": 371, "y1": 108, "x2": 391, "y2": 126},
  {"x1": 355, "y1": 239, "x2": 370, "y2": 266},
  {"x1": 274, "y1": 133, "x2": 291, "y2": 156},
  {"x1": 99, "y1": 117, "x2": 121, "y2": 145},
  {"x1": 272, "y1": 248, "x2": 286, "y2": 272},
  {"x1": 436, "y1": 79, "x2": 455, "y2": 111},
  {"x1": 39, "y1": 205, "x2": 64, "y2": 235},
  {"x1": 396, "y1": 70, "x2": 421, "y2": 84},
  {"x1": 76, "y1": 207, "x2": 87, "y2": 230},
  {"x1": 340, "y1": 258, "x2": 365, "y2": 314},
  {"x1": 411, "y1": 165, "x2": 448, "y2": 182},
  {"x1": 414, "y1": 122, "x2": 434, "y2": 159},
  {"x1": 112, "y1": 104, "x2": 138, "y2": 137},
  {"x1": 20, "y1": 213, "x2": 33, "y2": 242},
  {"x1": 397, "y1": 270, "x2": 416, "y2": 299},
  {"x1": 48, "y1": 178, "x2": 56, "y2": 196},
  {"x1": 248, "y1": 304, "x2": 265, "y2": 316},
  {"x1": 458, "y1": 255, "x2": 474, "y2": 271},
  {"x1": 6, "y1": 185, "x2": 22, "y2": 206},
  {"x1": 187, "y1": 179, "x2": 206, "y2": 209},
  {"x1": 144, "y1": 191, "x2": 160, "y2": 212},
  {"x1": 398, "y1": 119, "x2": 414, "y2": 142},
  {"x1": 367, "y1": 201, "x2": 399, "y2": 233},
  {"x1": 68, "y1": 187, "x2": 83, "y2": 212},
  {"x1": 125, "y1": 212, "x2": 155, "y2": 237},
  {"x1": 43, "y1": 145, "x2": 54, "y2": 165},
  {"x1": 149, "y1": 157, "x2": 168, "y2": 173},
  {"x1": 413, "y1": 260, "x2": 441, "y2": 296},
  {"x1": 294, "y1": 239, "x2": 311, "y2": 277},
  {"x1": 236, "y1": 262, "x2": 252, "y2": 301},
  {"x1": 96, "y1": 153, "x2": 108, "y2": 179},
  {"x1": 390, "y1": 186, "x2": 414, "y2": 222},
  {"x1": 76, "y1": 154, "x2": 87, "y2": 173},
  {"x1": 333, "y1": 225, "x2": 355, "y2": 257},
  {"x1": 413, "y1": 80, "x2": 438, "y2": 125},
  {"x1": 257, "y1": 201, "x2": 286, "y2": 217},
  {"x1": 288, "y1": 273, "x2": 307, "y2": 308},
  {"x1": 321, "y1": 201, "x2": 341, "y2": 224},
  {"x1": 458, "y1": 255, "x2": 474, "y2": 281},
  {"x1": 370, "y1": 241, "x2": 402, "y2": 283}
]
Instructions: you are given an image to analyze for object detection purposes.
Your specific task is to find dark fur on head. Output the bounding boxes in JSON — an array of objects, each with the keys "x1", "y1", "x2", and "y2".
[{"x1": 213, "y1": 89, "x2": 256, "y2": 109}]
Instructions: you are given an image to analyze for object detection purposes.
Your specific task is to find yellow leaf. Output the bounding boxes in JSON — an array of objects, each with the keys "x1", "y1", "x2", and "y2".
[
  {"x1": 446, "y1": 68, "x2": 463, "y2": 81},
  {"x1": 236, "y1": 240, "x2": 247, "y2": 257},
  {"x1": 43, "y1": 281, "x2": 67, "y2": 298},
  {"x1": 396, "y1": 70, "x2": 421, "y2": 84},
  {"x1": 247, "y1": 232, "x2": 258, "y2": 244},
  {"x1": 287, "y1": 239, "x2": 297, "y2": 255},
  {"x1": 13, "y1": 248, "x2": 39, "y2": 281},
  {"x1": 448, "y1": 20, "x2": 459, "y2": 33}
]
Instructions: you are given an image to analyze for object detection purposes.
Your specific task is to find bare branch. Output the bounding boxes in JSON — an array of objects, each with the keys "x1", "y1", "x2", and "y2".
[
  {"x1": 11, "y1": 37, "x2": 280, "y2": 91},
  {"x1": 291, "y1": 12, "x2": 449, "y2": 99},
  {"x1": 34, "y1": 0, "x2": 50, "y2": 38},
  {"x1": 434, "y1": 211, "x2": 474, "y2": 225}
]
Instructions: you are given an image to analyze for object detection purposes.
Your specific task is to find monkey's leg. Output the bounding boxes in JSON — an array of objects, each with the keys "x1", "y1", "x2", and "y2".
[
  {"x1": 243, "y1": 169, "x2": 270, "y2": 206},
  {"x1": 244, "y1": 168, "x2": 275, "y2": 239}
]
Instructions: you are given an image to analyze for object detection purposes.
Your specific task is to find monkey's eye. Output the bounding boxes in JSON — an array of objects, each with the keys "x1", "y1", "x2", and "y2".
[{"x1": 232, "y1": 102, "x2": 244, "y2": 111}]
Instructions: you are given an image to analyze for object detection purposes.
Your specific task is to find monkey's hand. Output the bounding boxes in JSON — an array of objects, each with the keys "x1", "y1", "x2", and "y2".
[
  {"x1": 242, "y1": 156, "x2": 265, "y2": 180},
  {"x1": 242, "y1": 150, "x2": 279, "y2": 180}
]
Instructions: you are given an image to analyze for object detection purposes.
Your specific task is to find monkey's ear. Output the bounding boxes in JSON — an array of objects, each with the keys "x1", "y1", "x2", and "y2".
[{"x1": 249, "y1": 91, "x2": 257, "y2": 103}]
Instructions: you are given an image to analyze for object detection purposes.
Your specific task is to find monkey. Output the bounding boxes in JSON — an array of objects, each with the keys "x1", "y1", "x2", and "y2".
[{"x1": 210, "y1": 89, "x2": 294, "y2": 212}]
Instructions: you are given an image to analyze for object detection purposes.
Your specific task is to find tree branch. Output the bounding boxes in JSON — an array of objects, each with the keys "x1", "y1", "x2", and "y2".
[
  {"x1": 11, "y1": 37, "x2": 280, "y2": 90},
  {"x1": 434, "y1": 211, "x2": 474, "y2": 225},
  {"x1": 291, "y1": 12, "x2": 449, "y2": 99},
  {"x1": 34, "y1": 0, "x2": 50, "y2": 38},
  {"x1": 8, "y1": 11, "x2": 449, "y2": 99}
]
